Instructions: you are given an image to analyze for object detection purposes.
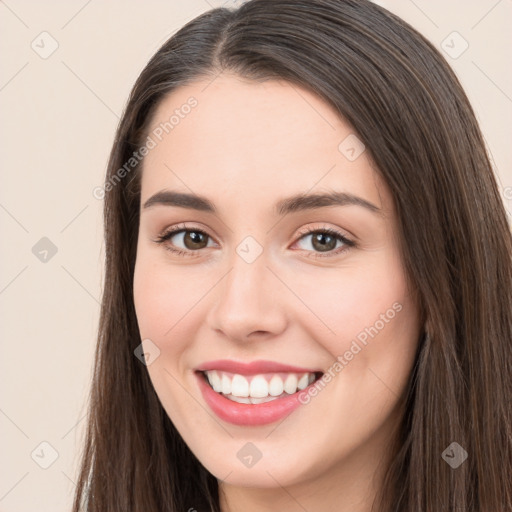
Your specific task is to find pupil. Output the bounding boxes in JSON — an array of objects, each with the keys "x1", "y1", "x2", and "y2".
[
  {"x1": 186, "y1": 231, "x2": 206, "y2": 249},
  {"x1": 313, "y1": 233, "x2": 335, "y2": 252}
]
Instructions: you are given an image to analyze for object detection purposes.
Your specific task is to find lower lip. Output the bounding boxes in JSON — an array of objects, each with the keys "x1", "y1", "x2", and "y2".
[{"x1": 195, "y1": 372, "x2": 311, "y2": 426}]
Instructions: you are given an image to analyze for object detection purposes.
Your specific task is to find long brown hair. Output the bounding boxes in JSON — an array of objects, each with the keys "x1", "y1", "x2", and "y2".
[{"x1": 72, "y1": 1, "x2": 512, "y2": 510}]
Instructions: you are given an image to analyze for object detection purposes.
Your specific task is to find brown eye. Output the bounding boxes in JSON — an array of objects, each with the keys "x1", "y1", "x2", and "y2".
[
  {"x1": 179, "y1": 230, "x2": 209, "y2": 250},
  {"x1": 154, "y1": 225, "x2": 215, "y2": 256},
  {"x1": 309, "y1": 232, "x2": 338, "y2": 252},
  {"x1": 294, "y1": 226, "x2": 356, "y2": 258}
]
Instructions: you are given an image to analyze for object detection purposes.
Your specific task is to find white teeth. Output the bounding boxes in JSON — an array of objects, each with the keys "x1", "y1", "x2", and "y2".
[
  {"x1": 249, "y1": 375, "x2": 269, "y2": 398},
  {"x1": 248, "y1": 396, "x2": 279, "y2": 404},
  {"x1": 231, "y1": 374, "x2": 249, "y2": 397},
  {"x1": 268, "y1": 375, "x2": 284, "y2": 396},
  {"x1": 226, "y1": 395, "x2": 252, "y2": 404},
  {"x1": 284, "y1": 374, "x2": 298, "y2": 394},
  {"x1": 226, "y1": 395, "x2": 280, "y2": 404},
  {"x1": 204, "y1": 370, "x2": 318, "y2": 400},
  {"x1": 221, "y1": 373, "x2": 231, "y2": 395},
  {"x1": 207, "y1": 370, "x2": 223, "y2": 392},
  {"x1": 297, "y1": 373, "x2": 309, "y2": 390}
]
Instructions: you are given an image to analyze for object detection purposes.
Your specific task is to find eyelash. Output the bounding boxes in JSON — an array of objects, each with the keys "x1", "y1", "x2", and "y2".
[{"x1": 153, "y1": 222, "x2": 356, "y2": 259}]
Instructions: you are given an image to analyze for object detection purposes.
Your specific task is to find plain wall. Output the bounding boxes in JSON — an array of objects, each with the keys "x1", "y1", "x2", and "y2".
[{"x1": 0, "y1": 0, "x2": 510, "y2": 510}]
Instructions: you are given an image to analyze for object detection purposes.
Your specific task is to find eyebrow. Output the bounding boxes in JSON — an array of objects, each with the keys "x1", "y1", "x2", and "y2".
[{"x1": 142, "y1": 190, "x2": 382, "y2": 216}]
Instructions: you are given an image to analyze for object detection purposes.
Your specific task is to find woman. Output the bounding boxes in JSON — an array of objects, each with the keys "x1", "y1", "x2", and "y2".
[{"x1": 73, "y1": 0, "x2": 512, "y2": 510}]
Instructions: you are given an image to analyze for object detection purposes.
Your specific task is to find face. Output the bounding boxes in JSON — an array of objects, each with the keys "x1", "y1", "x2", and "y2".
[{"x1": 133, "y1": 73, "x2": 421, "y2": 496}]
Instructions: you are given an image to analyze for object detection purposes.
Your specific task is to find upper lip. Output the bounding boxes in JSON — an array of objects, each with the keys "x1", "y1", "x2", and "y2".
[{"x1": 195, "y1": 359, "x2": 323, "y2": 375}]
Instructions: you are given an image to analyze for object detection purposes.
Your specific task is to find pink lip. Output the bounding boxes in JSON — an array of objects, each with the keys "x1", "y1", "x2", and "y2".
[
  {"x1": 194, "y1": 360, "x2": 323, "y2": 426},
  {"x1": 195, "y1": 371, "x2": 313, "y2": 426},
  {"x1": 196, "y1": 359, "x2": 321, "y2": 375}
]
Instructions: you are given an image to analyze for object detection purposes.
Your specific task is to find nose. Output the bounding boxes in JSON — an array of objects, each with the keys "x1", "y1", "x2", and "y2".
[{"x1": 205, "y1": 250, "x2": 288, "y2": 343}]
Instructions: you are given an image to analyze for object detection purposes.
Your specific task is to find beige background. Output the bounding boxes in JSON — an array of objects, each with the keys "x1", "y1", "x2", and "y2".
[{"x1": 0, "y1": 0, "x2": 510, "y2": 510}]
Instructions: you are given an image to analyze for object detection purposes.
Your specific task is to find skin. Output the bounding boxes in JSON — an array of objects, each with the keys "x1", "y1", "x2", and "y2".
[{"x1": 133, "y1": 73, "x2": 422, "y2": 512}]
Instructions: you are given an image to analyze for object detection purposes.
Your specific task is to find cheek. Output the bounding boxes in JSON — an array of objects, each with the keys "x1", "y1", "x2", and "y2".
[
  {"x1": 133, "y1": 252, "x2": 197, "y2": 345},
  {"x1": 291, "y1": 246, "x2": 420, "y2": 426},
  {"x1": 133, "y1": 255, "x2": 208, "y2": 429},
  {"x1": 292, "y1": 250, "x2": 412, "y2": 356}
]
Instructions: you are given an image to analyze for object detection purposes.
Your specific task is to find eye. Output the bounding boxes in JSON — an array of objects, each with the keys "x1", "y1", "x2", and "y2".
[
  {"x1": 292, "y1": 225, "x2": 355, "y2": 258},
  {"x1": 153, "y1": 223, "x2": 216, "y2": 257},
  {"x1": 153, "y1": 223, "x2": 355, "y2": 259}
]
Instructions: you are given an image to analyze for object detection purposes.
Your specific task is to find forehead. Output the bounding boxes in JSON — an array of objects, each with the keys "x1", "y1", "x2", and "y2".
[{"x1": 140, "y1": 73, "x2": 392, "y2": 217}]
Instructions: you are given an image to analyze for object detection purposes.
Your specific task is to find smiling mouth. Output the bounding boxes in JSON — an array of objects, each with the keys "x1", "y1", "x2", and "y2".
[{"x1": 198, "y1": 370, "x2": 324, "y2": 404}]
